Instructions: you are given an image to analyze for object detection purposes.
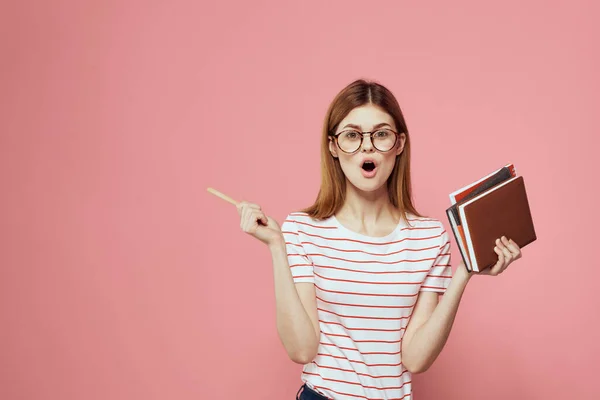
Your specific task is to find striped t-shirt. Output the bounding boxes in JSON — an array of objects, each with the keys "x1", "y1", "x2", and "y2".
[{"x1": 281, "y1": 211, "x2": 453, "y2": 400}]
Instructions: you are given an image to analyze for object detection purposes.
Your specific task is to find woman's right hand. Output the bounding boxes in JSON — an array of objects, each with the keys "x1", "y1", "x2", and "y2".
[{"x1": 236, "y1": 201, "x2": 283, "y2": 247}]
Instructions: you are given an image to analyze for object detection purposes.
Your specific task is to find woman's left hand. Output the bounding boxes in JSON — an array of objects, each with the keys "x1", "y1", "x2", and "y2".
[{"x1": 480, "y1": 236, "x2": 522, "y2": 276}]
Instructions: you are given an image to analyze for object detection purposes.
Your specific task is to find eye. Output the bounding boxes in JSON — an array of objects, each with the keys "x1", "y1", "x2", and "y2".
[
  {"x1": 374, "y1": 129, "x2": 390, "y2": 138},
  {"x1": 343, "y1": 130, "x2": 360, "y2": 139}
]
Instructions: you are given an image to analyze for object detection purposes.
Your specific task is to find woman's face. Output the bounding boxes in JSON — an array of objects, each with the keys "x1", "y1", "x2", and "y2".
[{"x1": 329, "y1": 104, "x2": 406, "y2": 193}]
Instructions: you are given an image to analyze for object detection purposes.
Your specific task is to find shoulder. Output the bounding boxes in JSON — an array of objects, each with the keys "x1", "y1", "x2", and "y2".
[
  {"x1": 281, "y1": 212, "x2": 338, "y2": 236},
  {"x1": 283, "y1": 211, "x2": 333, "y2": 227},
  {"x1": 282, "y1": 211, "x2": 310, "y2": 229},
  {"x1": 405, "y1": 213, "x2": 449, "y2": 245},
  {"x1": 405, "y1": 213, "x2": 445, "y2": 232},
  {"x1": 281, "y1": 211, "x2": 314, "y2": 233}
]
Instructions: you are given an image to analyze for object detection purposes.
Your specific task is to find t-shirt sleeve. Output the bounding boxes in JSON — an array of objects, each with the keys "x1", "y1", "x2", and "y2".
[
  {"x1": 420, "y1": 222, "x2": 453, "y2": 293},
  {"x1": 281, "y1": 216, "x2": 314, "y2": 284}
]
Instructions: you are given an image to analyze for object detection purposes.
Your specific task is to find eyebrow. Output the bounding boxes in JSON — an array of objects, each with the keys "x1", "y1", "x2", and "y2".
[{"x1": 342, "y1": 122, "x2": 393, "y2": 130}]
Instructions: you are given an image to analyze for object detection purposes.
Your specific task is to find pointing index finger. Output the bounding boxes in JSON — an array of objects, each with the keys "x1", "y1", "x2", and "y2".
[{"x1": 207, "y1": 187, "x2": 239, "y2": 206}]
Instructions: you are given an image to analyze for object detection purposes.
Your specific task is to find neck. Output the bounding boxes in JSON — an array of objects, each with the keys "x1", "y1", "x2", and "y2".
[{"x1": 337, "y1": 179, "x2": 400, "y2": 225}]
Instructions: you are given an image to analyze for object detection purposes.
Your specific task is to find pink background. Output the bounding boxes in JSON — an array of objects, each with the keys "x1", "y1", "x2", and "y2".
[{"x1": 1, "y1": 1, "x2": 599, "y2": 399}]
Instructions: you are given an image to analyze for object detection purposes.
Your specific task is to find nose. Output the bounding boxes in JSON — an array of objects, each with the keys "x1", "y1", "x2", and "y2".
[{"x1": 361, "y1": 133, "x2": 375, "y2": 152}]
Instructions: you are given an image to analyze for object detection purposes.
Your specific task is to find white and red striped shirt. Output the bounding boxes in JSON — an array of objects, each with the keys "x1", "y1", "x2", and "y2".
[{"x1": 281, "y1": 211, "x2": 453, "y2": 400}]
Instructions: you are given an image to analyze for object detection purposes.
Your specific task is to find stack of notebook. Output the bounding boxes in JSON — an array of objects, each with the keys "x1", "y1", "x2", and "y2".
[{"x1": 446, "y1": 164, "x2": 537, "y2": 272}]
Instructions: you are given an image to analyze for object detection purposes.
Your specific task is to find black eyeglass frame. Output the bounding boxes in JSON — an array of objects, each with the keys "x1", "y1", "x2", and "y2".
[{"x1": 330, "y1": 128, "x2": 401, "y2": 154}]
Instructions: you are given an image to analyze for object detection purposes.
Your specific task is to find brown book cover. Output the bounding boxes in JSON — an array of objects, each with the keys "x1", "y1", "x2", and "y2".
[
  {"x1": 458, "y1": 176, "x2": 536, "y2": 272},
  {"x1": 446, "y1": 164, "x2": 516, "y2": 272}
]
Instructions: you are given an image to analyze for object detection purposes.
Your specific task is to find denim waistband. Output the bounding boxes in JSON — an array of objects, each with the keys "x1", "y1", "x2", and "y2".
[{"x1": 296, "y1": 384, "x2": 329, "y2": 400}]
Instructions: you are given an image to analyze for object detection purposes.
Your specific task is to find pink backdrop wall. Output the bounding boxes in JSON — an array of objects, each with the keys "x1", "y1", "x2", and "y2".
[{"x1": 1, "y1": 1, "x2": 599, "y2": 399}]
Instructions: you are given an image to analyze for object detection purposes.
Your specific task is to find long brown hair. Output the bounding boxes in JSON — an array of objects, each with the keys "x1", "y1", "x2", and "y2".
[{"x1": 301, "y1": 78, "x2": 423, "y2": 223}]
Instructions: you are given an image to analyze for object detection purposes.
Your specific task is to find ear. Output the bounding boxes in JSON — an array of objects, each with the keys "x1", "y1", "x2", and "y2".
[
  {"x1": 395, "y1": 132, "x2": 407, "y2": 156},
  {"x1": 328, "y1": 137, "x2": 339, "y2": 158}
]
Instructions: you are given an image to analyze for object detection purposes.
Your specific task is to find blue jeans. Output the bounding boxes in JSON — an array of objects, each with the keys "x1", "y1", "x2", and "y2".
[{"x1": 296, "y1": 384, "x2": 329, "y2": 400}]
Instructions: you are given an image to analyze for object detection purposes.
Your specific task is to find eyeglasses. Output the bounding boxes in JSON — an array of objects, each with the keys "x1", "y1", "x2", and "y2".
[{"x1": 332, "y1": 128, "x2": 399, "y2": 154}]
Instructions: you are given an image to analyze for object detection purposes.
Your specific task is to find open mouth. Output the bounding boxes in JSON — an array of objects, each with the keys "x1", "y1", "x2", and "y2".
[{"x1": 362, "y1": 161, "x2": 376, "y2": 172}]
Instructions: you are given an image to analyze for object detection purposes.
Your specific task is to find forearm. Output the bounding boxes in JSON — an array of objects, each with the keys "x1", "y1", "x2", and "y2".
[
  {"x1": 269, "y1": 239, "x2": 319, "y2": 363},
  {"x1": 402, "y1": 266, "x2": 471, "y2": 372}
]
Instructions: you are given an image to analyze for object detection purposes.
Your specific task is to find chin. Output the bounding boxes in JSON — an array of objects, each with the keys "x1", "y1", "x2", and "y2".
[{"x1": 348, "y1": 177, "x2": 387, "y2": 193}]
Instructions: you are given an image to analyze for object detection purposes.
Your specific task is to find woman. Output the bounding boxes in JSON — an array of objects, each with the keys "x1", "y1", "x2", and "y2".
[{"x1": 236, "y1": 79, "x2": 522, "y2": 400}]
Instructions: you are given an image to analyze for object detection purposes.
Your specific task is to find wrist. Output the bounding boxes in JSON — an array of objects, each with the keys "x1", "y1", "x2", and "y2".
[
  {"x1": 454, "y1": 262, "x2": 472, "y2": 285},
  {"x1": 267, "y1": 234, "x2": 286, "y2": 252}
]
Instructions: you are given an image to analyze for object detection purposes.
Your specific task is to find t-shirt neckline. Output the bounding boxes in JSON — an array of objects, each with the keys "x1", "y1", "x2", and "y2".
[{"x1": 330, "y1": 214, "x2": 408, "y2": 242}]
